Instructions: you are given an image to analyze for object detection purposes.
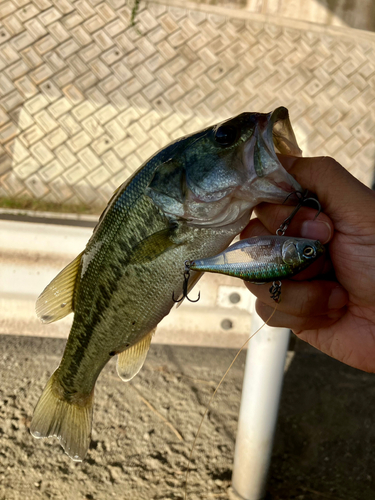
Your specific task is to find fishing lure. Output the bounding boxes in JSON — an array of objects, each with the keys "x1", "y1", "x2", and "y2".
[
  {"x1": 187, "y1": 235, "x2": 324, "y2": 281},
  {"x1": 176, "y1": 235, "x2": 324, "y2": 305},
  {"x1": 176, "y1": 192, "x2": 323, "y2": 303}
]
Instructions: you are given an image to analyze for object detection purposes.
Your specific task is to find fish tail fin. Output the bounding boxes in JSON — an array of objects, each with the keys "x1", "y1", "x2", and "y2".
[{"x1": 30, "y1": 372, "x2": 94, "y2": 462}]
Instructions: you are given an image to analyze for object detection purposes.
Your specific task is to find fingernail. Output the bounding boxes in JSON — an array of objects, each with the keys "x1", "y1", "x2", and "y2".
[
  {"x1": 301, "y1": 220, "x2": 331, "y2": 244},
  {"x1": 292, "y1": 329, "x2": 303, "y2": 335},
  {"x1": 328, "y1": 287, "x2": 348, "y2": 310}
]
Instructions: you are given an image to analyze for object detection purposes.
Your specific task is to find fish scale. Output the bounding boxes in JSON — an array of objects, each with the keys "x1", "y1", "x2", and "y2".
[{"x1": 30, "y1": 107, "x2": 303, "y2": 461}]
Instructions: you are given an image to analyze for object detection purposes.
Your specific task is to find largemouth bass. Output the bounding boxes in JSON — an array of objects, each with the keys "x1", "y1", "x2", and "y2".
[
  {"x1": 188, "y1": 236, "x2": 325, "y2": 282},
  {"x1": 30, "y1": 107, "x2": 302, "y2": 461}
]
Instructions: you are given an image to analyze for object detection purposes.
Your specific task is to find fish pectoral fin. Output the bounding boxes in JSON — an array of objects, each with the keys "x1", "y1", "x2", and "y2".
[
  {"x1": 35, "y1": 252, "x2": 83, "y2": 323},
  {"x1": 132, "y1": 228, "x2": 179, "y2": 264},
  {"x1": 30, "y1": 372, "x2": 93, "y2": 462},
  {"x1": 117, "y1": 329, "x2": 155, "y2": 382}
]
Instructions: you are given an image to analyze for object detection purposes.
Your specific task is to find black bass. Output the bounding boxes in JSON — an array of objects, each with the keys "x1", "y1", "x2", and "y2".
[
  {"x1": 188, "y1": 236, "x2": 325, "y2": 282},
  {"x1": 30, "y1": 107, "x2": 302, "y2": 461}
]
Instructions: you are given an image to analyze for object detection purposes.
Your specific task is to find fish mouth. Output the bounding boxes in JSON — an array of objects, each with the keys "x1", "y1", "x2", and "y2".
[
  {"x1": 266, "y1": 106, "x2": 302, "y2": 158},
  {"x1": 243, "y1": 106, "x2": 302, "y2": 199},
  {"x1": 185, "y1": 107, "x2": 304, "y2": 227}
]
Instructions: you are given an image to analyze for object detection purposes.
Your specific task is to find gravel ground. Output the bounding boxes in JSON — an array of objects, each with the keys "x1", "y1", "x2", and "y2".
[{"x1": 1, "y1": 334, "x2": 375, "y2": 500}]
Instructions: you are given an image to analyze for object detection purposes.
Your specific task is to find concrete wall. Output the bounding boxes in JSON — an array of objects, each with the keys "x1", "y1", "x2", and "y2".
[{"x1": 0, "y1": 0, "x2": 374, "y2": 210}]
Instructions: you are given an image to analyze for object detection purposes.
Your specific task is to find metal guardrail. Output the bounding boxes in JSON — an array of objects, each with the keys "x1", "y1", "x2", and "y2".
[{"x1": 0, "y1": 218, "x2": 253, "y2": 348}]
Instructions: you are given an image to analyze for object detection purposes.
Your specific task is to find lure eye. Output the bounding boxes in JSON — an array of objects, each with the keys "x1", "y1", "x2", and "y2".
[
  {"x1": 303, "y1": 246, "x2": 316, "y2": 258},
  {"x1": 214, "y1": 125, "x2": 238, "y2": 146}
]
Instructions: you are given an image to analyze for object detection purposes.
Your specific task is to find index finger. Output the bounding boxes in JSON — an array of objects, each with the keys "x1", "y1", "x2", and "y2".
[
  {"x1": 247, "y1": 204, "x2": 334, "y2": 244},
  {"x1": 277, "y1": 155, "x2": 375, "y2": 232}
]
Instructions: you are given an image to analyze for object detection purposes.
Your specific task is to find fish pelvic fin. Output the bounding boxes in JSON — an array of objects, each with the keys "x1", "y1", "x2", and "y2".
[
  {"x1": 30, "y1": 372, "x2": 94, "y2": 462},
  {"x1": 117, "y1": 329, "x2": 155, "y2": 382},
  {"x1": 36, "y1": 252, "x2": 83, "y2": 324}
]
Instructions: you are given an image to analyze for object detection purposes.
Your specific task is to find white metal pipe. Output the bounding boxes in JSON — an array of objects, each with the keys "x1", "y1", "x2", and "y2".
[{"x1": 231, "y1": 298, "x2": 290, "y2": 500}]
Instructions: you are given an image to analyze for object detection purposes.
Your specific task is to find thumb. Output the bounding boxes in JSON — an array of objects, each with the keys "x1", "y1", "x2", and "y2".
[{"x1": 279, "y1": 155, "x2": 375, "y2": 232}]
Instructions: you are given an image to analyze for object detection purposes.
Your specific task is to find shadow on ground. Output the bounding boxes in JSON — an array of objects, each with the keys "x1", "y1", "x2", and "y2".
[{"x1": 268, "y1": 340, "x2": 375, "y2": 500}]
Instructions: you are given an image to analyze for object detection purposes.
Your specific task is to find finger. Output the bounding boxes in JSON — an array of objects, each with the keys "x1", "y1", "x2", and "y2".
[
  {"x1": 249, "y1": 204, "x2": 334, "y2": 244},
  {"x1": 255, "y1": 300, "x2": 347, "y2": 331},
  {"x1": 285, "y1": 256, "x2": 333, "y2": 281},
  {"x1": 277, "y1": 155, "x2": 375, "y2": 231},
  {"x1": 245, "y1": 279, "x2": 348, "y2": 317},
  {"x1": 240, "y1": 218, "x2": 272, "y2": 238}
]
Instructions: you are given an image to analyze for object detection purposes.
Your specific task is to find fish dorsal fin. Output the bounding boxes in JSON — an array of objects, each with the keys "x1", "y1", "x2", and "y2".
[
  {"x1": 36, "y1": 252, "x2": 83, "y2": 324},
  {"x1": 117, "y1": 329, "x2": 155, "y2": 382}
]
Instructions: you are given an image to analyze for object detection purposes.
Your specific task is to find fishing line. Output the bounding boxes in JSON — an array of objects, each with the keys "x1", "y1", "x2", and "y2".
[{"x1": 183, "y1": 305, "x2": 278, "y2": 500}]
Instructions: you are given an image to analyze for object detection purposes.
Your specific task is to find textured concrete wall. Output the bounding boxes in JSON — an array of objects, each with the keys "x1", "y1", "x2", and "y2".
[
  {"x1": 194, "y1": 0, "x2": 375, "y2": 32},
  {"x1": 247, "y1": 0, "x2": 375, "y2": 32},
  {"x1": 0, "y1": 0, "x2": 374, "y2": 210}
]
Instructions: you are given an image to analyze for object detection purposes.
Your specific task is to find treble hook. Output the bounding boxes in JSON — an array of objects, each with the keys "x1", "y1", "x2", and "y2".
[
  {"x1": 172, "y1": 261, "x2": 200, "y2": 303},
  {"x1": 276, "y1": 190, "x2": 322, "y2": 236}
]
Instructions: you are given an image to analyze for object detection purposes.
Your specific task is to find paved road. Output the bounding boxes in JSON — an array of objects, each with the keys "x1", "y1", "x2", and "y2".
[{"x1": 1, "y1": 333, "x2": 375, "y2": 500}]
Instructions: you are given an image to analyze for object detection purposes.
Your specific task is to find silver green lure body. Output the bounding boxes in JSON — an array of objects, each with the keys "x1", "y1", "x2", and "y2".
[{"x1": 189, "y1": 236, "x2": 325, "y2": 282}]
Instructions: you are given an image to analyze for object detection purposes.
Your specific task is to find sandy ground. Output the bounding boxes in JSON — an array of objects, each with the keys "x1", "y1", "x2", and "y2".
[{"x1": 1, "y1": 334, "x2": 375, "y2": 500}]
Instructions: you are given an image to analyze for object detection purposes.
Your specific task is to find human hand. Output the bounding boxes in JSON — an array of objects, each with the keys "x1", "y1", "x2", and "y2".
[{"x1": 242, "y1": 156, "x2": 375, "y2": 373}]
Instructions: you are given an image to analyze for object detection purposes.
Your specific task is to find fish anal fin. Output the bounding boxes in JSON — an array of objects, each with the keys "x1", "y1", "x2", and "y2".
[
  {"x1": 30, "y1": 372, "x2": 93, "y2": 462},
  {"x1": 36, "y1": 252, "x2": 83, "y2": 323},
  {"x1": 117, "y1": 329, "x2": 155, "y2": 382}
]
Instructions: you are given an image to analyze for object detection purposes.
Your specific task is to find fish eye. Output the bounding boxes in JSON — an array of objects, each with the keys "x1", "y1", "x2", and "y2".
[
  {"x1": 214, "y1": 125, "x2": 238, "y2": 146},
  {"x1": 303, "y1": 246, "x2": 316, "y2": 258}
]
